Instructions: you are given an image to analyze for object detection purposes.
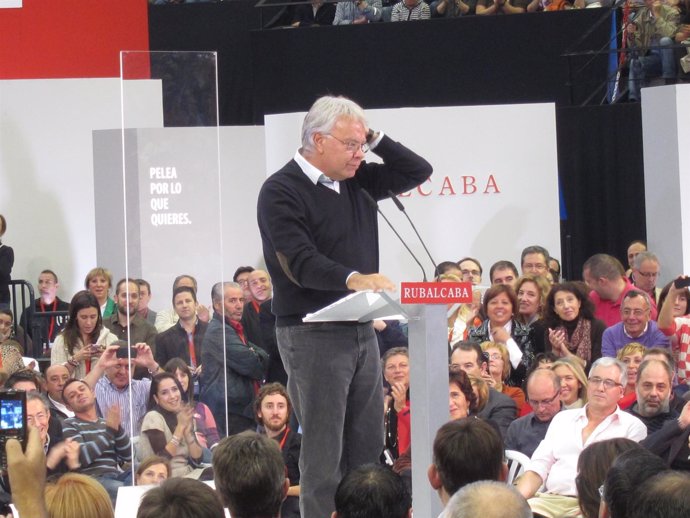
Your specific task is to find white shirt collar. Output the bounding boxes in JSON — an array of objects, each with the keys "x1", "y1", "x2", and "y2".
[
  {"x1": 624, "y1": 322, "x2": 648, "y2": 338},
  {"x1": 294, "y1": 149, "x2": 340, "y2": 193}
]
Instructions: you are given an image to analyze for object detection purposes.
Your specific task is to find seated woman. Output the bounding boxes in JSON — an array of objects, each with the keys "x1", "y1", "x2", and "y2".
[
  {"x1": 0, "y1": 309, "x2": 33, "y2": 364},
  {"x1": 515, "y1": 274, "x2": 551, "y2": 327},
  {"x1": 480, "y1": 341, "x2": 526, "y2": 411},
  {"x1": 392, "y1": 368, "x2": 477, "y2": 490},
  {"x1": 551, "y1": 357, "x2": 588, "y2": 409},
  {"x1": 575, "y1": 438, "x2": 641, "y2": 518},
  {"x1": 136, "y1": 455, "x2": 172, "y2": 486},
  {"x1": 382, "y1": 347, "x2": 410, "y2": 462},
  {"x1": 50, "y1": 291, "x2": 118, "y2": 379},
  {"x1": 616, "y1": 342, "x2": 645, "y2": 410},
  {"x1": 138, "y1": 372, "x2": 211, "y2": 479},
  {"x1": 442, "y1": 272, "x2": 483, "y2": 348},
  {"x1": 163, "y1": 358, "x2": 220, "y2": 451},
  {"x1": 0, "y1": 310, "x2": 28, "y2": 375},
  {"x1": 468, "y1": 284, "x2": 537, "y2": 387},
  {"x1": 541, "y1": 281, "x2": 606, "y2": 371},
  {"x1": 84, "y1": 267, "x2": 116, "y2": 318}
]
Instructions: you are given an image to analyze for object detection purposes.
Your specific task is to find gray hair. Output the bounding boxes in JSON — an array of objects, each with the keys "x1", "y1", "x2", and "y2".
[
  {"x1": 27, "y1": 390, "x2": 50, "y2": 413},
  {"x1": 211, "y1": 281, "x2": 241, "y2": 304},
  {"x1": 590, "y1": 357, "x2": 628, "y2": 386},
  {"x1": 301, "y1": 96, "x2": 367, "y2": 153},
  {"x1": 622, "y1": 289, "x2": 651, "y2": 311},
  {"x1": 633, "y1": 251, "x2": 660, "y2": 270},
  {"x1": 447, "y1": 481, "x2": 531, "y2": 518}
]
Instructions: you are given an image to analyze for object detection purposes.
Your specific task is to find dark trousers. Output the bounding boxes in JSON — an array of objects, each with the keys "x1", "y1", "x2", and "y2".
[{"x1": 277, "y1": 321, "x2": 384, "y2": 518}]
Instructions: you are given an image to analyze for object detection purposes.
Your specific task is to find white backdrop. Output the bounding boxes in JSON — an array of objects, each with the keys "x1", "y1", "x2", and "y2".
[{"x1": 265, "y1": 103, "x2": 561, "y2": 286}]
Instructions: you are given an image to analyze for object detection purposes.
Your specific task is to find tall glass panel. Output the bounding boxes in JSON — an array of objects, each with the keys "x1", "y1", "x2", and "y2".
[{"x1": 102, "y1": 51, "x2": 225, "y2": 492}]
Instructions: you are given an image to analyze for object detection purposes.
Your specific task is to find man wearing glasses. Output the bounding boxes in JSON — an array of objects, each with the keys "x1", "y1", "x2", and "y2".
[
  {"x1": 520, "y1": 245, "x2": 550, "y2": 277},
  {"x1": 505, "y1": 368, "x2": 562, "y2": 457},
  {"x1": 515, "y1": 357, "x2": 647, "y2": 518},
  {"x1": 583, "y1": 253, "x2": 657, "y2": 327},
  {"x1": 601, "y1": 290, "x2": 670, "y2": 358},
  {"x1": 631, "y1": 251, "x2": 662, "y2": 310},
  {"x1": 257, "y1": 95, "x2": 431, "y2": 518}
]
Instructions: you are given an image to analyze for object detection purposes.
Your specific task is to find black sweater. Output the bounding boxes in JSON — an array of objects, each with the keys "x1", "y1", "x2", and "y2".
[{"x1": 257, "y1": 135, "x2": 432, "y2": 326}]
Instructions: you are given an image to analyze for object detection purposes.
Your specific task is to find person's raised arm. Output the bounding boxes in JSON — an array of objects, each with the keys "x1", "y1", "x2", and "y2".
[
  {"x1": 5, "y1": 427, "x2": 48, "y2": 518},
  {"x1": 658, "y1": 277, "x2": 687, "y2": 333}
]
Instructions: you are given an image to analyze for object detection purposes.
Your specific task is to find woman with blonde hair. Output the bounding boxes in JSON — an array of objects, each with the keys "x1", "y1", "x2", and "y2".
[
  {"x1": 515, "y1": 274, "x2": 551, "y2": 326},
  {"x1": 84, "y1": 267, "x2": 115, "y2": 318},
  {"x1": 44, "y1": 473, "x2": 113, "y2": 518},
  {"x1": 616, "y1": 342, "x2": 646, "y2": 410},
  {"x1": 551, "y1": 357, "x2": 588, "y2": 409},
  {"x1": 441, "y1": 272, "x2": 482, "y2": 347},
  {"x1": 480, "y1": 341, "x2": 526, "y2": 410}
]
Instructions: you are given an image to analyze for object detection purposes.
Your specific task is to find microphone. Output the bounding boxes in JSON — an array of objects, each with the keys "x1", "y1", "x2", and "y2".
[
  {"x1": 387, "y1": 190, "x2": 439, "y2": 277},
  {"x1": 360, "y1": 189, "x2": 428, "y2": 282}
]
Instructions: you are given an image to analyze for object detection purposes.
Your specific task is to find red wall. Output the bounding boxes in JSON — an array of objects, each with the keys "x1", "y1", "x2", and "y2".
[{"x1": 0, "y1": 0, "x2": 149, "y2": 79}]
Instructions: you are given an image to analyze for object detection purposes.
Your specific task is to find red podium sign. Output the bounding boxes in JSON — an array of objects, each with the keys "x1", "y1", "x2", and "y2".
[{"x1": 400, "y1": 282, "x2": 473, "y2": 305}]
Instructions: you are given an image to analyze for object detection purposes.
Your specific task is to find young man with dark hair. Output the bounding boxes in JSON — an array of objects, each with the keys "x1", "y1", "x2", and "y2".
[
  {"x1": 212, "y1": 431, "x2": 289, "y2": 518},
  {"x1": 489, "y1": 260, "x2": 519, "y2": 289},
  {"x1": 20, "y1": 269, "x2": 69, "y2": 350},
  {"x1": 427, "y1": 418, "x2": 506, "y2": 508},
  {"x1": 255, "y1": 382, "x2": 301, "y2": 518},
  {"x1": 61, "y1": 378, "x2": 132, "y2": 502},
  {"x1": 333, "y1": 464, "x2": 411, "y2": 518},
  {"x1": 104, "y1": 278, "x2": 157, "y2": 380},
  {"x1": 155, "y1": 285, "x2": 208, "y2": 372},
  {"x1": 136, "y1": 278, "x2": 157, "y2": 326}
]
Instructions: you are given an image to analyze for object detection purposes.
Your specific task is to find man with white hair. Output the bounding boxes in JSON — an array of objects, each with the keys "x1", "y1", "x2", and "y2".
[
  {"x1": 447, "y1": 481, "x2": 531, "y2": 518},
  {"x1": 257, "y1": 95, "x2": 431, "y2": 518},
  {"x1": 516, "y1": 357, "x2": 647, "y2": 518}
]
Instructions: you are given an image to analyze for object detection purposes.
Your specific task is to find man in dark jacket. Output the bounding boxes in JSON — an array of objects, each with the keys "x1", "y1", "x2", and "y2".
[{"x1": 200, "y1": 282, "x2": 268, "y2": 436}]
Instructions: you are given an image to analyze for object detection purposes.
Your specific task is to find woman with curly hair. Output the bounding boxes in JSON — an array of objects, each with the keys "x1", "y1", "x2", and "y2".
[{"x1": 542, "y1": 281, "x2": 606, "y2": 371}]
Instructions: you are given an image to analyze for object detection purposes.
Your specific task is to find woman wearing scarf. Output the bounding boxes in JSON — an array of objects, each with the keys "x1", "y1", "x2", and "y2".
[{"x1": 542, "y1": 281, "x2": 605, "y2": 372}]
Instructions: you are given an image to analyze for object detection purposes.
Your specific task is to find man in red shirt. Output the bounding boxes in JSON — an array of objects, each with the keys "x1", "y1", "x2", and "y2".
[{"x1": 583, "y1": 253, "x2": 657, "y2": 327}]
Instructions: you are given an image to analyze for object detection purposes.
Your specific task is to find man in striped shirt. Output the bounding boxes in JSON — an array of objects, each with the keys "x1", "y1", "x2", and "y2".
[
  {"x1": 83, "y1": 341, "x2": 161, "y2": 437},
  {"x1": 62, "y1": 378, "x2": 132, "y2": 502}
]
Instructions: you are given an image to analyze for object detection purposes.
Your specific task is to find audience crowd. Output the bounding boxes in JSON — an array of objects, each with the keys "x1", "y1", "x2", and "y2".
[
  {"x1": 4, "y1": 239, "x2": 690, "y2": 517},
  {"x1": 146, "y1": 0, "x2": 690, "y2": 97}
]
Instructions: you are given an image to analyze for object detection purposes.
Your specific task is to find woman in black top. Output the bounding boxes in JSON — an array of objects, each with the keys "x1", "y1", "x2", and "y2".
[{"x1": 0, "y1": 215, "x2": 14, "y2": 312}]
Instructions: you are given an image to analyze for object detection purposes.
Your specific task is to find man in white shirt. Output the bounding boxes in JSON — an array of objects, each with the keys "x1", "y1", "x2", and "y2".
[{"x1": 515, "y1": 357, "x2": 647, "y2": 518}]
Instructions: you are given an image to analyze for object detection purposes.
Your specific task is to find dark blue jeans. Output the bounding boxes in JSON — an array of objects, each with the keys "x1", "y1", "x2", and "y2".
[
  {"x1": 628, "y1": 37, "x2": 676, "y2": 101},
  {"x1": 277, "y1": 321, "x2": 384, "y2": 518}
]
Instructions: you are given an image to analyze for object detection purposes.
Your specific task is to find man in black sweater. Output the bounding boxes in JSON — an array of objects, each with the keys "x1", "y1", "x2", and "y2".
[{"x1": 257, "y1": 95, "x2": 432, "y2": 518}]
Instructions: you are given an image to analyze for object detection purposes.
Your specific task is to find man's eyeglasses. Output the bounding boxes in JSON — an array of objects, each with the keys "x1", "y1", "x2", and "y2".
[
  {"x1": 527, "y1": 392, "x2": 560, "y2": 408},
  {"x1": 325, "y1": 134, "x2": 369, "y2": 154},
  {"x1": 588, "y1": 376, "x2": 622, "y2": 390}
]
